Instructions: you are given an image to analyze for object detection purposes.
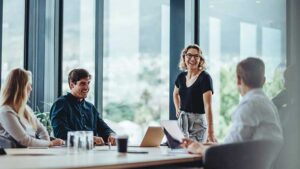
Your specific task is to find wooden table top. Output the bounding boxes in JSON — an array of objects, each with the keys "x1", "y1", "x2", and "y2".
[{"x1": 0, "y1": 146, "x2": 202, "y2": 169}]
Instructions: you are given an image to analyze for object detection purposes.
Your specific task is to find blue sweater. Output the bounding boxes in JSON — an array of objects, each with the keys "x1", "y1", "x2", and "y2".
[{"x1": 50, "y1": 93, "x2": 115, "y2": 141}]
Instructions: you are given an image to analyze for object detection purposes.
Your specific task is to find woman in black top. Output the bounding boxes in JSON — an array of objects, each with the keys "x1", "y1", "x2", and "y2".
[{"x1": 173, "y1": 44, "x2": 217, "y2": 143}]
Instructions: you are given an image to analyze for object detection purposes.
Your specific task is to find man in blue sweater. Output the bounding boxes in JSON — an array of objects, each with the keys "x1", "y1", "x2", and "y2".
[{"x1": 50, "y1": 68, "x2": 116, "y2": 145}]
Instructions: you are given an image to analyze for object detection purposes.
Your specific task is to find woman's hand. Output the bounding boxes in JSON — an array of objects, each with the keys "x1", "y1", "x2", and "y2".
[
  {"x1": 187, "y1": 142, "x2": 205, "y2": 154},
  {"x1": 206, "y1": 132, "x2": 218, "y2": 143},
  {"x1": 181, "y1": 138, "x2": 204, "y2": 154},
  {"x1": 50, "y1": 139, "x2": 64, "y2": 147},
  {"x1": 176, "y1": 110, "x2": 181, "y2": 118},
  {"x1": 181, "y1": 138, "x2": 194, "y2": 148}
]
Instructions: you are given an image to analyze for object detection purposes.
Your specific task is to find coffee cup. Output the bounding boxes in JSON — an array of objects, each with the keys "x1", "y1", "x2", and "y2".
[{"x1": 116, "y1": 135, "x2": 128, "y2": 153}]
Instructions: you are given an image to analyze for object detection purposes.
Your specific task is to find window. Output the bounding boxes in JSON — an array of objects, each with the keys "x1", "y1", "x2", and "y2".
[
  {"x1": 199, "y1": 0, "x2": 286, "y2": 140},
  {"x1": 62, "y1": 0, "x2": 95, "y2": 103},
  {"x1": 1, "y1": 0, "x2": 24, "y2": 85},
  {"x1": 103, "y1": 0, "x2": 170, "y2": 144},
  {"x1": 43, "y1": 0, "x2": 57, "y2": 111}
]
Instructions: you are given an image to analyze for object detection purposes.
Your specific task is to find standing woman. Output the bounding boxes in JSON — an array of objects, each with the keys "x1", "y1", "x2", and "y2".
[
  {"x1": 0, "y1": 68, "x2": 64, "y2": 147},
  {"x1": 173, "y1": 44, "x2": 217, "y2": 143}
]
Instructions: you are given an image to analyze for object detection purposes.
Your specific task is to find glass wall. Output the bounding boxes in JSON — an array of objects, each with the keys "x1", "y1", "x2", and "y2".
[
  {"x1": 199, "y1": 0, "x2": 286, "y2": 140},
  {"x1": 43, "y1": 0, "x2": 57, "y2": 111},
  {"x1": 103, "y1": 0, "x2": 170, "y2": 144},
  {"x1": 62, "y1": 0, "x2": 95, "y2": 103},
  {"x1": 1, "y1": 0, "x2": 24, "y2": 85}
]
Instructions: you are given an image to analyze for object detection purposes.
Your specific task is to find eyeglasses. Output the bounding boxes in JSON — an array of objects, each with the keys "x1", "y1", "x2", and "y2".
[{"x1": 185, "y1": 53, "x2": 200, "y2": 59}]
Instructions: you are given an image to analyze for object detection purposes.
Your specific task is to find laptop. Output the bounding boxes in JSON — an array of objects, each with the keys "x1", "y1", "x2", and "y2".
[{"x1": 129, "y1": 126, "x2": 164, "y2": 147}]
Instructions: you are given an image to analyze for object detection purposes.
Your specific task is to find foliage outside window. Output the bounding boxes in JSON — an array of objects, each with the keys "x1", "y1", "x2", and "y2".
[
  {"x1": 200, "y1": 0, "x2": 286, "y2": 140},
  {"x1": 35, "y1": 111, "x2": 52, "y2": 135}
]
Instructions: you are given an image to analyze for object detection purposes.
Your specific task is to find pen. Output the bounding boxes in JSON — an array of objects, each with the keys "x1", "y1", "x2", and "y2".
[{"x1": 108, "y1": 142, "x2": 111, "y2": 150}]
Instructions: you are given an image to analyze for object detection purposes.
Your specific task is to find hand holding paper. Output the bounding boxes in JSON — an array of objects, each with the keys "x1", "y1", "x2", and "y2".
[{"x1": 161, "y1": 120, "x2": 185, "y2": 142}]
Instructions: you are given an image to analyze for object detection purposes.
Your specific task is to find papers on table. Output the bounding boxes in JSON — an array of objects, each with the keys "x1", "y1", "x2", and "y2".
[
  {"x1": 160, "y1": 120, "x2": 185, "y2": 142},
  {"x1": 5, "y1": 148, "x2": 64, "y2": 156}
]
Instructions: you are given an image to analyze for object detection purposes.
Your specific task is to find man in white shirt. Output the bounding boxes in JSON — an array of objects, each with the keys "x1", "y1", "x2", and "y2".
[{"x1": 182, "y1": 57, "x2": 283, "y2": 154}]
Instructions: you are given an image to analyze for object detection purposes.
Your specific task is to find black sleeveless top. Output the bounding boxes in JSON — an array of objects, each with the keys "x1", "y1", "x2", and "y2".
[{"x1": 175, "y1": 71, "x2": 213, "y2": 114}]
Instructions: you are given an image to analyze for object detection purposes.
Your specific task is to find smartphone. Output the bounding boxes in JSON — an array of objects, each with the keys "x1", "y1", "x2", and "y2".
[{"x1": 127, "y1": 150, "x2": 148, "y2": 154}]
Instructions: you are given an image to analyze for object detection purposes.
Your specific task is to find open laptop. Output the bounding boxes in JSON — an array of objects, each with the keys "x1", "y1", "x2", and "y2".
[{"x1": 129, "y1": 126, "x2": 164, "y2": 147}]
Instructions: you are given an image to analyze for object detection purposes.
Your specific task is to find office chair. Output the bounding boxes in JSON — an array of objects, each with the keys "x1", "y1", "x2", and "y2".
[
  {"x1": 0, "y1": 136, "x2": 25, "y2": 148},
  {"x1": 203, "y1": 139, "x2": 283, "y2": 169}
]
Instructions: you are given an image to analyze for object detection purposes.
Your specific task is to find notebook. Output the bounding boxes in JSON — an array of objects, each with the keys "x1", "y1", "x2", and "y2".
[{"x1": 129, "y1": 126, "x2": 164, "y2": 147}]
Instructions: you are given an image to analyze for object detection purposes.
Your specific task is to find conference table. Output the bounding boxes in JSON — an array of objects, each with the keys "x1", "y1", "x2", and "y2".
[{"x1": 0, "y1": 146, "x2": 203, "y2": 169}]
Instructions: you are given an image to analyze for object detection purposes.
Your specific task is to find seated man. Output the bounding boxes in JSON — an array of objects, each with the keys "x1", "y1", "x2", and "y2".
[
  {"x1": 182, "y1": 57, "x2": 283, "y2": 154},
  {"x1": 50, "y1": 68, "x2": 116, "y2": 145}
]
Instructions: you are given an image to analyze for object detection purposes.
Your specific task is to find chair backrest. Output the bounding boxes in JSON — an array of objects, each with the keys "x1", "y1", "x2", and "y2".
[
  {"x1": 203, "y1": 140, "x2": 283, "y2": 169},
  {"x1": 0, "y1": 136, "x2": 25, "y2": 148}
]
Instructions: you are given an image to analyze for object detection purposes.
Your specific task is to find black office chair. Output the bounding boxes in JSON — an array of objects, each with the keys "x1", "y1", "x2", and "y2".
[
  {"x1": 203, "y1": 140, "x2": 283, "y2": 169},
  {"x1": 0, "y1": 136, "x2": 25, "y2": 148}
]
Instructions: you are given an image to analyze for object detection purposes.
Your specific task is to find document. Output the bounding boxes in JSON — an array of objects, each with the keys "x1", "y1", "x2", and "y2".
[{"x1": 160, "y1": 120, "x2": 185, "y2": 142}]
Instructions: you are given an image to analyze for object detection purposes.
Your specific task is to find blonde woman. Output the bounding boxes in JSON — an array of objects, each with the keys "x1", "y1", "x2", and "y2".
[
  {"x1": 0, "y1": 68, "x2": 64, "y2": 147},
  {"x1": 173, "y1": 44, "x2": 217, "y2": 143}
]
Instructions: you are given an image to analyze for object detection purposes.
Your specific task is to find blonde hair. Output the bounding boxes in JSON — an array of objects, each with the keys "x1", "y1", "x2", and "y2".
[
  {"x1": 179, "y1": 44, "x2": 206, "y2": 71},
  {"x1": 0, "y1": 68, "x2": 37, "y2": 130}
]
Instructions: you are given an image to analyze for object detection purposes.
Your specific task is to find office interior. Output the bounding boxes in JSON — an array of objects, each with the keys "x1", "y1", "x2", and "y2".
[{"x1": 0, "y1": 0, "x2": 300, "y2": 168}]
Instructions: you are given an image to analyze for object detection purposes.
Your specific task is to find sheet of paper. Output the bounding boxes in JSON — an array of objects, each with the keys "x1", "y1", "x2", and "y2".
[
  {"x1": 5, "y1": 148, "x2": 64, "y2": 156},
  {"x1": 160, "y1": 120, "x2": 185, "y2": 142}
]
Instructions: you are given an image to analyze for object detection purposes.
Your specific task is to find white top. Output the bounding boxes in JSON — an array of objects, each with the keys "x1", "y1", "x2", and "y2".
[
  {"x1": 0, "y1": 105, "x2": 50, "y2": 147},
  {"x1": 224, "y1": 88, "x2": 283, "y2": 143}
]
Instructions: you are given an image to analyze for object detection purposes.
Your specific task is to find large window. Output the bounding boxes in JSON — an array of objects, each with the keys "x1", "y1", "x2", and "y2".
[
  {"x1": 62, "y1": 0, "x2": 95, "y2": 103},
  {"x1": 0, "y1": 0, "x2": 289, "y2": 144},
  {"x1": 1, "y1": 0, "x2": 24, "y2": 85},
  {"x1": 103, "y1": 0, "x2": 170, "y2": 144},
  {"x1": 199, "y1": 0, "x2": 286, "y2": 140},
  {"x1": 43, "y1": 0, "x2": 57, "y2": 111}
]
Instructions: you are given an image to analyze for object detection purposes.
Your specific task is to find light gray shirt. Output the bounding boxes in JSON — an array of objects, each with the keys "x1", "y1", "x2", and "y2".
[
  {"x1": 0, "y1": 105, "x2": 50, "y2": 147},
  {"x1": 224, "y1": 88, "x2": 283, "y2": 143}
]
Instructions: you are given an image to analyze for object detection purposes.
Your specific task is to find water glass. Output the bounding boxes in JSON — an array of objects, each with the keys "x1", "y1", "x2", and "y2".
[
  {"x1": 74, "y1": 131, "x2": 86, "y2": 152},
  {"x1": 69, "y1": 131, "x2": 94, "y2": 152},
  {"x1": 67, "y1": 131, "x2": 76, "y2": 148},
  {"x1": 84, "y1": 131, "x2": 94, "y2": 150}
]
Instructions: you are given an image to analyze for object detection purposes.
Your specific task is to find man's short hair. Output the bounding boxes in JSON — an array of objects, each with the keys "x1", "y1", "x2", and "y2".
[
  {"x1": 68, "y1": 68, "x2": 91, "y2": 85},
  {"x1": 236, "y1": 57, "x2": 265, "y2": 88}
]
